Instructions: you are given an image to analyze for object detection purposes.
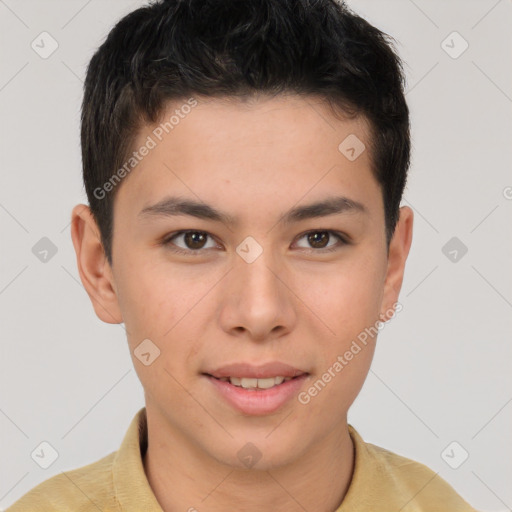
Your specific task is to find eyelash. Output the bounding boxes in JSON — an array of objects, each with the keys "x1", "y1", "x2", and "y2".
[{"x1": 160, "y1": 229, "x2": 349, "y2": 256}]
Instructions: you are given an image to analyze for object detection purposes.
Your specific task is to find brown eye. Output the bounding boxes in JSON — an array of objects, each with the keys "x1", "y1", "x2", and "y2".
[
  {"x1": 163, "y1": 230, "x2": 218, "y2": 254},
  {"x1": 307, "y1": 231, "x2": 330, "y2": 249},
  {"x1": 295, "y1": 230, "x2": 347, "y2": 252},
  {"x1": 183, "y1": 232, "x2": 208, "y2": 249}
]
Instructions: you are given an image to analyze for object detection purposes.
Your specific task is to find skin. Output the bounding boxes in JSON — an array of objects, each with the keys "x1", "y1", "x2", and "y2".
[{"x1": 71, "y1": 93, "x2": 413, "y2": 512}]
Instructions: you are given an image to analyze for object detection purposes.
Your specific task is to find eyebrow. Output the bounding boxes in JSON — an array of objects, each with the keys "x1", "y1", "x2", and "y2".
[{"x1": 138, "y1": 195, "x2": 368, "y2": 226}]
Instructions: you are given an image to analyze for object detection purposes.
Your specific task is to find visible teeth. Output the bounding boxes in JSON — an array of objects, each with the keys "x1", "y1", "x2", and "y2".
[
  {"x1": 255, "y1": 377, "x2": 276, "y2": 389},
  {"x1": 226, "y1": 376, "x2": 292, "y2": 389},
  {"x1": 241, "y1": 377, "x2": 258, "y2": 389}
]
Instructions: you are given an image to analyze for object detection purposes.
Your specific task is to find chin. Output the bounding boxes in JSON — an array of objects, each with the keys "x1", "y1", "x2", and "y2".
[{"x1": 210, "y1": 430, "x2": 307, "y2": 472}]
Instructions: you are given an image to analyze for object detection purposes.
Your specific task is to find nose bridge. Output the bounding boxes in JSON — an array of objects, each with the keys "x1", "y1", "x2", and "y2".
[
  {"x1": 239, "y1": 244, "x2": 278, "y2": 293},
  {"x1": 219, "y1": 237, "x2": 296, "y2": 339},
  {"x1": 235, "y1": 238, "x2": 282, "y2": 306}
]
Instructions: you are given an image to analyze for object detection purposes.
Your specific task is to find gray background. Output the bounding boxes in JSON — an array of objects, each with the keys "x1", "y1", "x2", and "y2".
[{"x1": 1, "y1": 0, "x2": 511, "y2": 510}]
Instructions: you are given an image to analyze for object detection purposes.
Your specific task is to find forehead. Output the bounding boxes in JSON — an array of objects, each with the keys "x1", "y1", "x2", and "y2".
[{"x1": 114, "y1": 94, "x2": 382, "y2": 223}]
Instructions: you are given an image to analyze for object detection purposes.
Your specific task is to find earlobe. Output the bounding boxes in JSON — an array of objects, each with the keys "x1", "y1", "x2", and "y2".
[
  {"x1": 379, "y1": 206, "x2": 414, "y2": 322},
  {"x1": 70, "y1": 204, "x2": 123, "y2": 324}
]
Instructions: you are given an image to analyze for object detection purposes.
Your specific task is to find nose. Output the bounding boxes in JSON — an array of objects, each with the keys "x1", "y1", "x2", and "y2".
[{"x1": 218, "y1": 246, "x2": 297, "y2": 342}]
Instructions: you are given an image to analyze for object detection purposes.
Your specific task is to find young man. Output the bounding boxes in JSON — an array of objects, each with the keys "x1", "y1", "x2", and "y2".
[{"x1": 8, "y1": 0, "x2": 478, "y2": 510}]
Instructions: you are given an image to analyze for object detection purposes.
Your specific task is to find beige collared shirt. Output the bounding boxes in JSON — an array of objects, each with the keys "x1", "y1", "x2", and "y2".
[{"x1": 6, "y1": 407, "x2": 478, "y2": 511}]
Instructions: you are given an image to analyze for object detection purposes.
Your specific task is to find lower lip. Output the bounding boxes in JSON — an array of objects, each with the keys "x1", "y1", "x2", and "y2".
[{"x1": 205, "y1": 374, "x2": 308, "y2": 415}]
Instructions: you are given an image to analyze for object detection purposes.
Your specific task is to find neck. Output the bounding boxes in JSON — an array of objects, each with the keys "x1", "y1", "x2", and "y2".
[{"x1": 142, "y1": 410, "x2": 355, "y2": 512}]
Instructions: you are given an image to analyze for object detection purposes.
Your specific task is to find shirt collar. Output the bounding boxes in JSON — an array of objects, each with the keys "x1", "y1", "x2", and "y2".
[
  {"x1": 112, "y1": 407, "x2": 373, "y2": 511},
  {"x1": 112, "y1": 407, "x2": 163, "y2": 511},
  {"x1": 337, "y1": 425, "x2": 378, "y2": 510}
]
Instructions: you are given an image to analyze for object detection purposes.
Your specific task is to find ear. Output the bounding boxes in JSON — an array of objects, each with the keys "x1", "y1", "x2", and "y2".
[
  {"x1": 70, "y1": 204, "x2": 123, "y2": 324},
  {"x1": 379, "y1": 205, "x2": 414, "y2": 322}
]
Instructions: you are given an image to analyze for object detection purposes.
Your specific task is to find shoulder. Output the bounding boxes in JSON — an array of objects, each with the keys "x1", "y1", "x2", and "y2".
[
  {"x1": 6, "y1": 451, "x2": 118, "y2": 512},
  {"x1": 364, "y1": 440, "x2": 479, "y2": 511}
]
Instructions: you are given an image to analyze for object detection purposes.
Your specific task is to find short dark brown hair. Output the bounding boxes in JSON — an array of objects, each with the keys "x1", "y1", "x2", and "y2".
[{"x1": 81, "y1": 0, "x2": 410, "y2": 265}]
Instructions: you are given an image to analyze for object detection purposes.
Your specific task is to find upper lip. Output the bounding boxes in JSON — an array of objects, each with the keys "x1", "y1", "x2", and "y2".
[{"x1": 205, "y1": 362, "x2": 308, "y2": 379}]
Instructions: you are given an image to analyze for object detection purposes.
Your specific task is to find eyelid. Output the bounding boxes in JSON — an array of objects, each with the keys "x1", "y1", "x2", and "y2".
[
  {"x1": 161, "y1": 229, "x2": 349, "y2": 254},
  {"x1": 292, "y1": 231, "x2": 349, "y2": 254},
  {"x1": 161, "y1": 230, "x2": 221, "y2": 255},
  {"x1": 293, "y1": 229, "x2": 349, "y2": 247}
]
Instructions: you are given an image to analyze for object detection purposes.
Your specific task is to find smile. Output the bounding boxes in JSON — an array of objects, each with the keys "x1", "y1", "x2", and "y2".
[
  {"x1": 215, "y1": 376, "x2": 293, "y2": 390},
  {"x1": 205, "y1": 372, "x2": 309, "y2": 415}
]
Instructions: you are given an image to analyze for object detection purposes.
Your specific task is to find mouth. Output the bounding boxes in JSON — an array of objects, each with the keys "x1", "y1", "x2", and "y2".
[
  {"x1": 202, "y1": 363, "x2": 309, "y2": 415},
  {"x1": 205, "y1": 374, "x2": 303, "y2": 390}
]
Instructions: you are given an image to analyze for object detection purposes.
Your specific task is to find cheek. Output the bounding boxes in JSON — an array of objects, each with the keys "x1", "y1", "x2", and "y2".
[
  {"x1": 304, "y1": 256, "x2": 384, "y2": 338},
  {"x1": 114, "y1": 257, "x2": 211, "y2": 372},
  {"x1": 295, "y1": 254, "x2": 383, "y2": 405},
  {"x1": 112, "y1": 261, "x2": 171, "y2": 369},
  {"x1": 311, "y1": 349, "x2": 375, "y2": 420},
  {"x1": 115, "y1": 255, "x2": 182, "y2": 335}
]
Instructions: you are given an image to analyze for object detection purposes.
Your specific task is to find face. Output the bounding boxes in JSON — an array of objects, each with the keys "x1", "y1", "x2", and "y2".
[{"x1": 72, "y1": 94, "x2": 412, "y2": 470}]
